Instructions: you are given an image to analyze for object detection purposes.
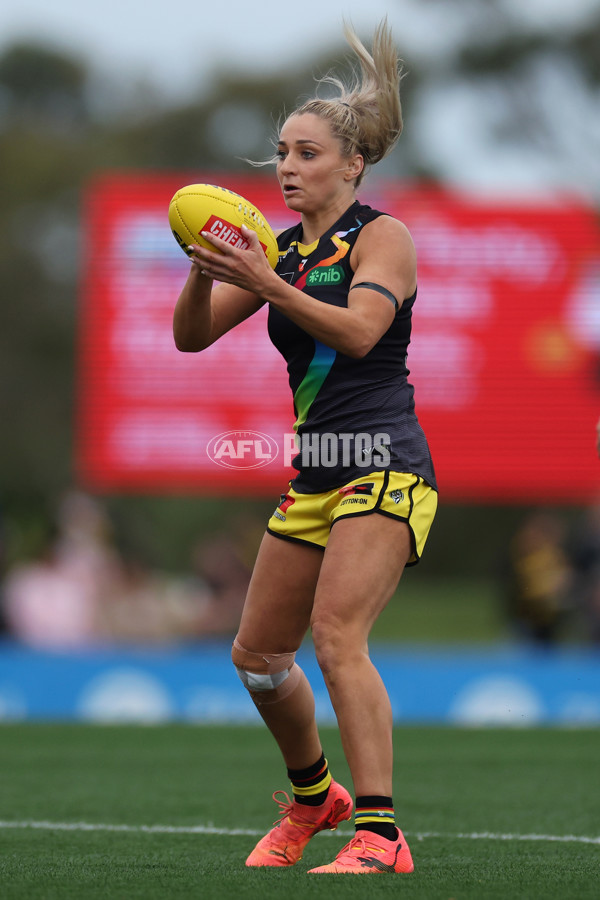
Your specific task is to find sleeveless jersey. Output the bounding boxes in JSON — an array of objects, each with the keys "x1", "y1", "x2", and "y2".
[{"x1": 269, "y1": 201, "x2": 437, "y2": 493}]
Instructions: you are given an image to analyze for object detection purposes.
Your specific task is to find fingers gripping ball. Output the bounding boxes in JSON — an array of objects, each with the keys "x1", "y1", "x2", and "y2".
[{"x1": 168, "y1": 183, "x2": 279, "y2": 268}]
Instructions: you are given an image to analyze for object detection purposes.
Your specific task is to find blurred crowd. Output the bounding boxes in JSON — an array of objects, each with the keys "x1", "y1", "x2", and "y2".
[
  {"x1": 0, "y1": 490, "x2": 600, "y2": 649},
  {"x1": 0, "y1": 490, "x2": 260, "y2": 648},
  {"x1": 501, "y1": 505, "x2": 600, "y2": 647}
]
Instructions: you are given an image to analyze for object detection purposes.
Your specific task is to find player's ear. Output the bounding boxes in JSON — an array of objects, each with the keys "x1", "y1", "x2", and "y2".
[{"x1": 344, "y1": 154, "x2": 364, "y2": 181}]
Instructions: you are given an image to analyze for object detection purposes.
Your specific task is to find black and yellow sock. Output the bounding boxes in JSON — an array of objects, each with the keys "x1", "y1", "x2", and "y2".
[
  {"x1": 287, "y1": 754, "x2": 332, "y2": 807},
  {"x1": 355, "y1": 795, "x2": 397, "y2": 841}
]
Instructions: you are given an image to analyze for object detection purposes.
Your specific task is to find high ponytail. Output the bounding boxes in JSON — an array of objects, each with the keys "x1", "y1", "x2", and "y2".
[{"x1": 294, "y1": 19, "x2": 404, "y2": 186}]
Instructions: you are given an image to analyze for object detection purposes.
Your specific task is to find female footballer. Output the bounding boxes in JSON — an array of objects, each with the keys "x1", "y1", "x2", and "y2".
[{"x1": 173, "y1": 19, "x2": 437, "y2": 875}]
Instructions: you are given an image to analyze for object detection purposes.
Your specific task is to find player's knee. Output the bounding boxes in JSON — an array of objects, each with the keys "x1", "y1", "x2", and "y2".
[
  {"x1": 231, "y1": 638, "x2": 301, "y2": 705},
  {"x1": 310, "y1": 618, "x2": 354, "y2": 679}
]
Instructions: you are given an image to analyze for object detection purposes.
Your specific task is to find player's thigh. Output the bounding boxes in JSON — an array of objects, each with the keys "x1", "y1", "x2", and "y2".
[
  {"x1": 311, "y1": 513, "x2": 412, "y2": 646},
  {"x1": 237, "y1": 531, "x2": 324, "y2": 652}
]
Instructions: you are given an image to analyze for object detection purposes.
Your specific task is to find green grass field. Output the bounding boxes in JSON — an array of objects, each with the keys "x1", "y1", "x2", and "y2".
[{"x1": 0, "y1": 724, "x2": 597, "y2": 899}]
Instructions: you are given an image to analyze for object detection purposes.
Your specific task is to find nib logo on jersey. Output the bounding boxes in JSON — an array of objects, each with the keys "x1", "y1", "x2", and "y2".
[
  {"x1": 207, "y1": 431, "x2": 279, "y2": 469},
  {"x1": 306, "y1": 264, "x2": 344, "y2": 286}
]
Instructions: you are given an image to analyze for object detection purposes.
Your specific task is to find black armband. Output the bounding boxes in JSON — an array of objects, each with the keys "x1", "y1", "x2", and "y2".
[{"x1": 350, "y1": 281, "x2": 399, "y2": 311}]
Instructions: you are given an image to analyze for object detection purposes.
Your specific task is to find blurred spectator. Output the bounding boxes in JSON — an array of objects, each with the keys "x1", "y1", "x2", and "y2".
[
  {"x1": 0, "y1": 502, "x2": 7, "y2": 635},
  {"x1": 0, "y1": 489, "x2": 261, "y2": 647},
  {"x1": 2, "y1": 490, "x2": 123, "y2": 648},
  {"x1": 2, "y1": 536, "x2": 100, "y2": 647},
  {"x1": 567, "y1": 503, "x2": 600, "y2": 645},
  {"x1": 99, "y1": 553, "x2": 215, "y2": 644},
  {"x1": 187, "y1": 514, "x2": 261, "y2": 637},
  {"x1": 502, "y1": 511, "x2": 573, "y2": 646}
]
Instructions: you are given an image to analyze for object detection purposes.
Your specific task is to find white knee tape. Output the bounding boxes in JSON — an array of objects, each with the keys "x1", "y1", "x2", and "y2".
[
  {"x1": 236, "y1": 669, "x2": 290, "y2": 692},
  {"x1": 231, "y1": 638, "x2": 302, "y2": 705}
]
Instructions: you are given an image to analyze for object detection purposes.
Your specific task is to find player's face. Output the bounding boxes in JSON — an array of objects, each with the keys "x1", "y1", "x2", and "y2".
[{"x1": 276, "y1": 114, "x2": 360, "y2": 214}]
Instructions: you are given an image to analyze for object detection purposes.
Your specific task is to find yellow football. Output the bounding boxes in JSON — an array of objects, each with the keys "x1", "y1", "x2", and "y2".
[{"x1": 168, "y1": 183, "x2": 279, "y2": 269}]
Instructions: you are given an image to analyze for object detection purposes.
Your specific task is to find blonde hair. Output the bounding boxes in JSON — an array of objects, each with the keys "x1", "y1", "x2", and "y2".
[{"x1": 294, "y1": 19, "x2": 403, "y2": 187}]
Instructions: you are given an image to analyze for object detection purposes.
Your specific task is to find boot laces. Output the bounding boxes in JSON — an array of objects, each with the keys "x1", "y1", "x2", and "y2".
[
  {"x1": 338, "y1": 834, "x2": 369, "y2": 858},
  {"x1": 271, "y1": 790, "x2": 294, "y2": 826}
]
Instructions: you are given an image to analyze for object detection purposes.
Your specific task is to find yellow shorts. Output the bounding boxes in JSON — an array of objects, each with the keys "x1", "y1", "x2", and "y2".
[{"x1": 267, "y1": 471, "x2": 438, "y2": 566}]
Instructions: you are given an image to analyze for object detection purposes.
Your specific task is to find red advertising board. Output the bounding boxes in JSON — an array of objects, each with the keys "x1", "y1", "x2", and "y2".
[{"x1": 76, "y1": 173, "x2": 600, "y2": 502}]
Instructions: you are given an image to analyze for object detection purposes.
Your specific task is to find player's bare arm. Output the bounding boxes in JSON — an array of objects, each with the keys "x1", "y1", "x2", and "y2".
[
  {"x1": 172, "y1": 264, "x2": 264, "y2": 352},
  {"x1": 191, "y1": 217, "x2": 415, "y2": 358}
]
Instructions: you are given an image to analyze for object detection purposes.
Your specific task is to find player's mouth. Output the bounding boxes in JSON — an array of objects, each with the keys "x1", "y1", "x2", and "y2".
[{"x1": 283, "y1": 184, "x2": 301, "y2": 196}]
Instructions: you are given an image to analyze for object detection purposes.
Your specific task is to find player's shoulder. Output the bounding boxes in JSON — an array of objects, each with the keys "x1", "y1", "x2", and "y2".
[
  {"x1": 356, "y1": 212, "x2": 416, "y2": 259},
  {"x1": 361, "y1": 211, "x2": 414, "y2": 243}
]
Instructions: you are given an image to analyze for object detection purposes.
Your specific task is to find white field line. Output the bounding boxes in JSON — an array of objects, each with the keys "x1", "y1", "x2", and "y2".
[{"x1": 0, "y1": 820, "x2": 598, "y2": 845}]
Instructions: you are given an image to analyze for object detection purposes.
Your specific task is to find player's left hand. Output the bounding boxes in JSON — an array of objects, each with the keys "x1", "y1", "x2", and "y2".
[{"x1": 188, "y1": 225, "x2": 275, "y2": 294}]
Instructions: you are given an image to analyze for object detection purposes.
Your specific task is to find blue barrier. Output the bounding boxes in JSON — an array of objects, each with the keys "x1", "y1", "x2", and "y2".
[{"x1": 0, "y1": 640, "x2": 598, "y2": 726}]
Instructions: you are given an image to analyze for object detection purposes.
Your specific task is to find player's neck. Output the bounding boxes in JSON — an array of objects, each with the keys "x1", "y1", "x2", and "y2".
[{"x1": 300, "y1": 197, "x2": 357, "y2": 245}]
